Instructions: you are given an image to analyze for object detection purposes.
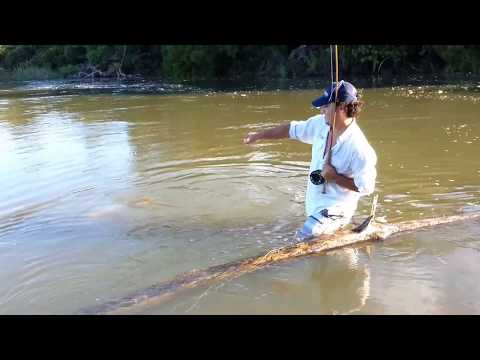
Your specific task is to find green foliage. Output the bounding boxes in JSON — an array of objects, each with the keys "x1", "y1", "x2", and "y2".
[
  {"x1": 160, "y1": 45, "x2": 290, "y2": 80},
  {"x1": 342, "y1": 45, "x2": 409, "y2": 75},
  {"x1": 0, "y1": 45, "x2": 7, "y2": 60},
  {"x1": 11, "y1": 64, "x2": 60, "y2": 81},
  {"x1": 0, "y1": 45, "x2": 478, "y2": 81},
  {"x1": 36, "y1": 46, "x2": 67, "y2": 69},
  {"x1": 58, "y1": 64, "x2": 80, "y2": 78},
  {"x1": 86, "y1": 45, "x2": 118, "y2": 68},
  {"x1": 2, "y1": 45, "x2": 37, "y2": 68},
  {"x1": 63, "y1": 46, "x2": 87, "y2": 64},
  {"x1": 247, "y1": 45, "x2": 289, "y2": 78},
  {"x1": 122, "y1": 46, "x2": 163, "y2": 75},
  {"x1": 433, "y1": 45, "x2": 480, "y2": 73},
  {"x1": 162, "y1": 45, "x2": 235, "y2": 80}
]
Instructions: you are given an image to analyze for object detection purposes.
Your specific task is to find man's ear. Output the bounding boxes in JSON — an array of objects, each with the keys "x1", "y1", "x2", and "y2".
[{"x1": 336, "y1": 104, "x2": 346, "y2": 115}]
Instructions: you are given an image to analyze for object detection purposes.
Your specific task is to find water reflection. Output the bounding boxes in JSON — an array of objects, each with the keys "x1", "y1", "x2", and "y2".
[
  {"x1": 136, "y1": 246, "x2": 372, "y2": 315},
  {"x1": 0, "y1": 112, "x2": 136, "y2": 227}
]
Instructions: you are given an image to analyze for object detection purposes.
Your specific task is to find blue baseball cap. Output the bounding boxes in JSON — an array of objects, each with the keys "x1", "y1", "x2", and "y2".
[{"x1": 312, "y1": 80, "x2": 358, "y2": 108}]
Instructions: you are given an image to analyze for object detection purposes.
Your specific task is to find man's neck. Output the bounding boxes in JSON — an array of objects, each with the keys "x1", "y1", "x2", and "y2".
[{"x1": 332, "y1": 117, "x2": 354, "y2": 137}]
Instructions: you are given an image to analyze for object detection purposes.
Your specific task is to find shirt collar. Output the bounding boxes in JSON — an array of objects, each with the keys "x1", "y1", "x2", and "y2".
[
  {"x1": 337, "y1": 118, "x2": 357, "y2": 144},
  {"x1": 323, "y1": 117, "x2": 357, "y2": 144}
]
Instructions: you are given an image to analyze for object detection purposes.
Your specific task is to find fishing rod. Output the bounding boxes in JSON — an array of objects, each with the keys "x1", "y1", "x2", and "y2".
[{"x1": 322, "y1": 44, "x2": 340, "y2": 194}]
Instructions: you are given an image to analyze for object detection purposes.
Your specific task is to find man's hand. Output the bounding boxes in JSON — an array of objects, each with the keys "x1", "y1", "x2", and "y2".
[
  {"x1": 243, "y1": 132, "x2": 260, "y2": 144},
  {"x1": 322, "y1": 163, "x2": 359, "y2": 192},
  {"x1": 243, "y1": 123, "x2": 290, "y2": 145},
  {"x1": 322, "y1": 163, "x2": 339, "y2": 182}
]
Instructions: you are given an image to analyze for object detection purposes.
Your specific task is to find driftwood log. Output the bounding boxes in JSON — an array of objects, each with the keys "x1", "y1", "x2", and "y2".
[{"x1": 78, "y1": 212, "x2": 480, "y2": 315}]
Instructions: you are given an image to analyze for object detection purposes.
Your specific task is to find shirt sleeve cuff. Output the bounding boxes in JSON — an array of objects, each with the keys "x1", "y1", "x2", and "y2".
[
  {"x1": 288, "y1": 121, "x2": 299, "y2": 139},
  {"x1": 353, "y1": 178, "x2": 374, "y2": 195}
]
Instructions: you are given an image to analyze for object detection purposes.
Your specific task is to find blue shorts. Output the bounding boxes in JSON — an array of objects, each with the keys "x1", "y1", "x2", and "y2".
[{"x1": 296, "y1": 209, "x2": 351, "y2": 241}]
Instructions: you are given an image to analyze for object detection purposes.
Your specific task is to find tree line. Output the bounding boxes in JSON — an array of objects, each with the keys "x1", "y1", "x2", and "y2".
[{"x1": 0, "y1": 45, "x2": 478, "y2": 81}]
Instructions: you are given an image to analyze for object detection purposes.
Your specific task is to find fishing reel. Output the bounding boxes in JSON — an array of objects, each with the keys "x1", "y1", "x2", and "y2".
[{"x1": 310, "y1": 169, "x2": 325, "y2": 185}]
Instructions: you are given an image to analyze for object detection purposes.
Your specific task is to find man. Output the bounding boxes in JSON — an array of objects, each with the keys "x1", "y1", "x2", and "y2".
[{"x1": 243, "y1": 80, "x2": 377, "y2": 241}]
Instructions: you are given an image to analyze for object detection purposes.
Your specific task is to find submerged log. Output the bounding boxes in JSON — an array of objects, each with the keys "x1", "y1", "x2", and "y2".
[{"x1": 78, "y1": 212, "x2": 480, "y2": 315}]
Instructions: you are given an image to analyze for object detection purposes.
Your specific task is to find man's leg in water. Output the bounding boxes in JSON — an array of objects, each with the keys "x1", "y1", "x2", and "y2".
[{"x1": 296, "y1": 210, "x2": 351, "y2": 242}]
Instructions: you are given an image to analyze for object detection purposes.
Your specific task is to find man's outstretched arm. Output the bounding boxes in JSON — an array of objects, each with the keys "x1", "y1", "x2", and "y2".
[{"x1": 243, "y1": 123, "x2": 290, "y2": 144}]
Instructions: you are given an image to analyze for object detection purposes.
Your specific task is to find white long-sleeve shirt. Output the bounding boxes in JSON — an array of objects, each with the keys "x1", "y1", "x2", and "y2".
[{"x1": 289, "y1": 114, "x2": 377, "y2": 218}]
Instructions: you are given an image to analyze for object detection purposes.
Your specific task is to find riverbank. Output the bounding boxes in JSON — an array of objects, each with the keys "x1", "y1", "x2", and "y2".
[
  {"x1": 0, "y1": 64, "x2": 143, "y2": 82},
  {"x1": 1, "y1": 73, "x2": 479, "y2": 97}
]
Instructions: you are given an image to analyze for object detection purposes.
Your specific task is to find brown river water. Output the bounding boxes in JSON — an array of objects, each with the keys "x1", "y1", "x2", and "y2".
[{"x1": 1, "y1": 78, "x2": 479, "y2": 314}]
